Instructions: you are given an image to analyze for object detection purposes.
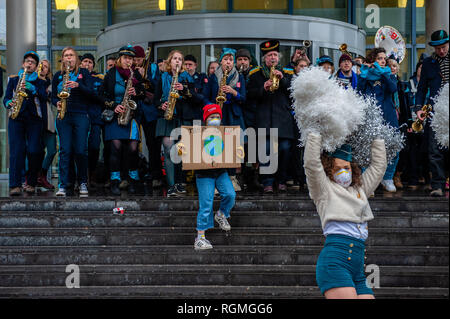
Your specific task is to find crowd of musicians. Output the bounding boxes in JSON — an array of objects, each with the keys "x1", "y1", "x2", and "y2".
[{"x1": 1, "y1": 29, "x2": 449, "y2": 198}]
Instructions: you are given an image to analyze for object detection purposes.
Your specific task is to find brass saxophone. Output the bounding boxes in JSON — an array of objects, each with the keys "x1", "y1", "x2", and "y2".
[
  {"x1": 412, "y1": 104, "x2": 433, "y2": 133},
  {"x1": 164, "y1": 65, "x2": 180, "y2": 121},
  {"x1": 9, "y1": 67, "x2": 29, "y2": 119},
  {"x1": 118, "y1": 68, "x2": 138, "y2": 126},
  {"x1": 216, "y1": 67, "x2": 230, "y2": 109},
  {"x1": 57, "y1": 63, "x2": 71, "y2": 120},
  {"x1": 269, "y1": 64, "x2": 280, "y2": 92}
]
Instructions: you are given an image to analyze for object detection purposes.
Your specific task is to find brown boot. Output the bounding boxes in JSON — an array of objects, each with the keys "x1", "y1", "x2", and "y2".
[
  {"x1": 394, "y1": 172, "x2": 403, "y2": 189},
  {"x1": 9, "y1": 187, "x2": 22, "y2": 196},
  {"x1": 23, "y1": 184, "x2": 35, "y2": 194}
]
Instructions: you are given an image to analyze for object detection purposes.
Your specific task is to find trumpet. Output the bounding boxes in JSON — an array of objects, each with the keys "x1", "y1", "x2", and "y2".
[
  {"x1": 339, "y1": 43, "x2": 362, "y2": 67},
  {"x1": 412, "y1": 104, "x2": 433, "y2": 133}
]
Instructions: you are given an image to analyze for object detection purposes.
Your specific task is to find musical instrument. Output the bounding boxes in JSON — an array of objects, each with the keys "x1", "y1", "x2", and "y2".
[
  {"x1": 142, "y1": 48, "x2": 152, "y2": 90},
  {"x1": 374, "y1": 25, "x2": 406, "y2": 64},
  {"x1": 299, "y1": 40, "x2": 311, "y2": 56},
  {"x1": 9, "y1": 68, "x2": 28, "y2": 119},
  {"x1": 118, "y1": 68, "x2": 138, "y2": 126},
  {"x1": 339, "y1": 43, "x2": 362, "y2": 67},
  {"x1": 164, "y1": 64, "x2": 180, "y2": 121},
  {"x1": 37, "y1": 62, "x2": 43, "y2": 79},
  {"x1": 216, "y1": 66, "x2": 230, "y2": 108},
  {"x1": 57, "y1": 63, "x2": 71, "y2": 120},
  {"x1": 412, "y1": 104, "x2": 433, "y2": 133},
  {"x1": 269, "y1": 64, "x2": 280, "y2": 93}
]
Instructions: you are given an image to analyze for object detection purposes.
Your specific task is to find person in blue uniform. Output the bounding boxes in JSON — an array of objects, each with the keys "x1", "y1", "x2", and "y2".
[
  {"x1": 80, "y1": 53, "x2": 104, "y2": 188},
  {"x1": 414, "y1": 30, "x2": 449, "y2": 197},
  {"x1": 52, "y1": 47, "x2": 94, "y2": 197},
  {"x1": 133, "y1": 45, "x2": 162, "y2": 191},
  {"x1": 203, "y1": 48, "x2": 246, "y2": 192},
  {"x1": 247, "y1": 40, "x2": 296, "y2": 194},
  {"x1": 3, "y1": 51, "x2": 48, "y2": 196},
  {"x1": 99, "y1": 45, "x2": 146, "y2": 196},
  {"x1": 183, "y1": 54, "x2": 207, "y2": 124},
  {"x1": 357, "y1": 47, "x2": 399, "y2": 193}
]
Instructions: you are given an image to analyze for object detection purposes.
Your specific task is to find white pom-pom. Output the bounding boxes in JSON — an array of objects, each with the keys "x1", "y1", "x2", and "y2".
[
  {"x1": 431, "y1": 84, "x2": 449, "y2": 148},
  {"x1": 290, "y1": 67, "x2": 365, "y2": 152}
]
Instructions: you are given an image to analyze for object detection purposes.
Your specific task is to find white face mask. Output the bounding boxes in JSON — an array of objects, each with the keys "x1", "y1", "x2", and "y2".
[
  {"x1": 207, "y1": 118, "x2": 221, "y2": 126},
  {"x1": 333, "y1": 169, "x2": 352, "y2": 188}
]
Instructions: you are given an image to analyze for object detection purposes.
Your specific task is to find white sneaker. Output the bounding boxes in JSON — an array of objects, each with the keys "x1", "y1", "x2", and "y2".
[
  {"x1": 56, "y1": 188, "x2": 66, "y2": 197},
  {"x1": 194, "y1": 237, "x2": 213, "y2": 250},
  {"x1": 215, "y1": 212, "x2": 231, "y2": 231},
  {"x1": 79, "y1": 183, "x2": 88, "y2": 196},
  {"x1": 381, "y1": 180, "x2": 396, "y2": 193}
]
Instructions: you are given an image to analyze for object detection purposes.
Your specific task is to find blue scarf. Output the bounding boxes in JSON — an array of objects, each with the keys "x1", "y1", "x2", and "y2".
[
  {"x1": 337, "y1": 70, "x2": 358, "y2": 90},
  {"x1": 359, "y1": 62, "x2": 391, "y2": 81},
  {"x1": 57, "y1": 69, "x2": 79, "y2": 94},
  {"x1": 161, "y1": 71, "x2": 193, "y2": 102},
  {"x1": 18, "y1": 69, "x2": 38, "y2": 94}
]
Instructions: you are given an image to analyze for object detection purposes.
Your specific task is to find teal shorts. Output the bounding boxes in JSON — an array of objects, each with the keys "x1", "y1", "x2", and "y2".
[{"x1": 316, "y1": 234, "x2": 374, "y2": 296}]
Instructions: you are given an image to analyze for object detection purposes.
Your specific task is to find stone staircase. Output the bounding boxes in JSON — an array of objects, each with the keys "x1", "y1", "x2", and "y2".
[{"x1": 0, "y1": 195, "x2": 448, "y2": 299}]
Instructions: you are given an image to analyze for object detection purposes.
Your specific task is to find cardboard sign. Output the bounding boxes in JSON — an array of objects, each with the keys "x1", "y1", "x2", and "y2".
[{"x1": 179, "y1": 126, "x2": 244, "y2": 170}]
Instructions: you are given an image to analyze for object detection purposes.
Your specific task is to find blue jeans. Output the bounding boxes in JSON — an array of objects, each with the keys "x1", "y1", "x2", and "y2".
[
  {"x1": 56, "y1": 112, "x2": 90, "y2": 188},
  {"x1": 260, "y1": 137, "x2": 292, "y2": 187},
  {"x1": 383, "y1": 152, "x2": 399, "y2": 181},
  {"x1": 196, "y1": 171, "x2": 236, "y2": 231},
  {"x1": 42, "y1": 131, "x2": 57, "y2": 171}
]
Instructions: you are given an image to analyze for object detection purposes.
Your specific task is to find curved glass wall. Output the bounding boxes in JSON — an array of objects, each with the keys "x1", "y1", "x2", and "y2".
[
  {"x1": 113, "y1": 0, "x2": 165, "y2": 23},
  {"x1": 174, "y1": 0, "x2": 228, "y2": 14},
  {"x1": 233, "y1": 0, "x2": 288, "y2": 14}
]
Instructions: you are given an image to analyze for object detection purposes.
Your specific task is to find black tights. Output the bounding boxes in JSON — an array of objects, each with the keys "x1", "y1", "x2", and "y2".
[{"x1": 110, "y1": 139, "x2": 139, "y2": 174}]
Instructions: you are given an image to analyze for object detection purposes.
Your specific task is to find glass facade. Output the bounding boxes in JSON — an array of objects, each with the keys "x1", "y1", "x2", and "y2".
[{"x1": 0, "y1": 0, "x2": 439, "y2": 174}]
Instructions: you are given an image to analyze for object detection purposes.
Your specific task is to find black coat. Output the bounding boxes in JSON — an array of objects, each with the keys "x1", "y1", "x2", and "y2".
[
  {"x1": 246, "y1": 67, "x2": 296, "y2": 139},
  {"x1": 415, "y1": 55, "x2": 448, "y2": 111}
]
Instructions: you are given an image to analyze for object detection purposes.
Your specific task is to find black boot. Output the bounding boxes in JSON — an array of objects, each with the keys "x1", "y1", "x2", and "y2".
[
  {"x1": 110, "y1": 180, "x2": 121, "y2": 196},
  {"x1": 128, "y1": 179, "x2": 138, "y2": 195}
]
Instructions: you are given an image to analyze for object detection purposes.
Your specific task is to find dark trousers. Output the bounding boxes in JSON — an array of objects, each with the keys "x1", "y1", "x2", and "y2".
[
  {"x1": 8, "y1": 119, "x2": 43, "y2": 188},
  {"x1": 406, "y1": 132, "x2": 430, "y2": 185},
  {"x1": 260, "y1": 137, "x2": 292, "y2": 187},
  {"x1": 426, "y1": 124, "x2": 449, "y2": 191},
  {"x1": 142, "y1": 119, "x2": 162, "y2": 180},
  {"x1": 88, "y1": 123, "x2": 102, "y2": 174},
  {"x1": 56, "y1": 112, "x2": 90, "y2": 189}
]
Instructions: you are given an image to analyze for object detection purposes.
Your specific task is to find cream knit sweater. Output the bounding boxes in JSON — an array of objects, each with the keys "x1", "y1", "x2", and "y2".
[{"x1": 304, "y1": 133, "x2": 387, "y2": 229}]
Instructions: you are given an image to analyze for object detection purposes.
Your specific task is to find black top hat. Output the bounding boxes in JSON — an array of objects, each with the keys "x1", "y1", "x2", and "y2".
[
  {"x1": 118, "y1": 45, "x2": 136, "y2": 57},
  {"x1": 260, "y1": 40, "x2": 280, "y2": 55},
  {"x1": 429, "y1": 30, "x2": 449, "y2": 46}
]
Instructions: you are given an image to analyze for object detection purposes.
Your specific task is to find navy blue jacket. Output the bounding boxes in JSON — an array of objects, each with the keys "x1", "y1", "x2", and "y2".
[
  {"x1": 184, "y1": 71, "x2": 207, "y2": 121},
  {"x1": 141, "y1": 62, "x2": 160, "y2": 123},
  {"x1": 415, "y1": 55, "x2": 446, "y2": 111},
  {"x1": 357, "y1": 72, "x2": 399, "y2": 128},
  {"x1": 86, "y1": 70, "x2": 104, "y2": 125},
  {"x1": 0, "y1": 67, "x2": 3, "y2": 98},
  {"x1": 203, "y1": 71, "x2": 246, "y2": 127},
  {"x1": 52, "y1": 67, "x2": 94, "y2": 114},
  {"x1": 3, "y1": 73, "x2": 48, "y2": 122}
]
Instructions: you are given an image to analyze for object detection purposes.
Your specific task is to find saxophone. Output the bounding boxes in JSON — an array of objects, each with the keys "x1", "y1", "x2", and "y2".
[
  {"x1": 9, "y1": 67, "x2": 29, "y2": 119},
  {"x1": 269, "y1": 64, "x2": 280, "y2": 92},
  {"x1": 118, "y1": 68, "x2": 138, "y2": 126},
  {"x1": 57, "y1": 63, "x2": 71, "y2": 120},
  {"x1": 216, "y1": 67, "x2": 230, "y2": 109},
  {"x1": 164, "y1": 65, "x2": 180, "y2": 121}
]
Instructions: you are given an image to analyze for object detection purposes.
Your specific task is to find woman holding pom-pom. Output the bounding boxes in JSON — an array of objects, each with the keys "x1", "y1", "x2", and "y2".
[{"x1": 304, "y1": 133, "x2": 387, "y2": 299}]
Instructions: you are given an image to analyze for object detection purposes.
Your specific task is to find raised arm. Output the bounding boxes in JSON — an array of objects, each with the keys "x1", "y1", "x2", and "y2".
[
  {"x1": 303, "y1": 133, "x2": 329, "y2": 201},
  {"x1": 361, "y1": 139, "x2": 387, "y2": 196}
]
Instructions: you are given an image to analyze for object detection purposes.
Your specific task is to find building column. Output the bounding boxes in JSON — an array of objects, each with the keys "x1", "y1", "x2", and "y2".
[
  {"x1": 6, "y1": 0, "x2": 37, "y2": 75},
  {"x1": 426, "y1": 0, "x2": 449, "y2": 53}
]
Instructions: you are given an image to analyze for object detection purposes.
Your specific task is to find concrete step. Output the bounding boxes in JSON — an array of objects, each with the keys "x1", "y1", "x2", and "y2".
[
  {"x1": 1, "y1": 197, "x2": 448, "y2": 213},
  {"x1": 0, "y1": 227, "x2": 447, "y2": 247},
  {"x1": 0, "y1": 246, "x2": 447, "y2": 267},
  {"x1": 0, "y1": 264, "x2": 447, "y2": 288},
  {"x1": 0, "y1": 285, "x2": 447, "y2": 299},
  {"x1": 0, "y1": 211, "x2": 447, "y2": 229}
]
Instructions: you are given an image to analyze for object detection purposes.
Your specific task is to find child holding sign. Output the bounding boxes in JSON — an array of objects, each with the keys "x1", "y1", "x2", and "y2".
[{"x1": 193, "y1": 104, "x2": 236, "y2": 250}]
